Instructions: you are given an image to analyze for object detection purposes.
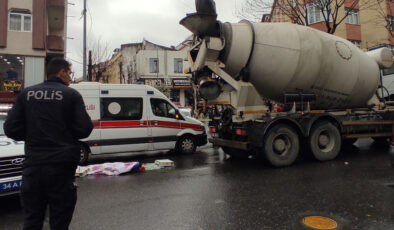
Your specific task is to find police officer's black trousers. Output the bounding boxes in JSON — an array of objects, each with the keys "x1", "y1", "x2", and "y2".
[{"x1": 20, "y1": 165, "x2": 77, "y2": 230}]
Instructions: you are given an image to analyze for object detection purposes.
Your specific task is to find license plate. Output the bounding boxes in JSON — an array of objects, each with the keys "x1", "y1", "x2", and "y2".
[{"x1": 0, "y1": 180, "x2": 22, "y2": 193}]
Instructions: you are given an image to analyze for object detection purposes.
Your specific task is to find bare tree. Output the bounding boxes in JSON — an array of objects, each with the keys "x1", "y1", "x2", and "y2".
[
  {"x1": 372, "y1": 0, "x2": 394, "y2": 38},
  {"x1": 87, "y1": 35, "x2": 111, "y2": 66},
  {"x1": 86, "y1": 35, "x2": 112, "y2": 82},
  {"x1": 237, "y1": 0, "x2": 378, "y2": 34}
]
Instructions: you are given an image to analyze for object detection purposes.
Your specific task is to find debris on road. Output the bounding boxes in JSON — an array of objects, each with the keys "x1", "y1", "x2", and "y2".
[
  {"x1": 142, "y1": 163, "x2": 163, "y2": 171},
  {"x1": 76, "y1": 162, "x2": 143, "y2": 177},
  {"x1": 155, "y1": 159, "x2": 174, "y2": 167},
  {"x1": 142, "y1": 159, "x2": 175, "y2": 171}
]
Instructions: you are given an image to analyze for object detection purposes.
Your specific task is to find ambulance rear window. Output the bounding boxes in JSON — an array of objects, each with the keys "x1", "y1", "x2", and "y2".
[{"x1": 101, "y1": 98, "x2": 143, "y2": 121}]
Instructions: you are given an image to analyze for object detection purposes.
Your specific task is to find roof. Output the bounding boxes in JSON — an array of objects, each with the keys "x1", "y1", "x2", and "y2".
[{"x1": 121, "y1": 39, "x2": 174, "y2": 51}]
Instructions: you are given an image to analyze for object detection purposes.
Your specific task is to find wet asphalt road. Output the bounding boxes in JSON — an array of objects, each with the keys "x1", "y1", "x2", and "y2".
[{"x1": 1, "y1": 139, "x2": 394, "y2": 230}]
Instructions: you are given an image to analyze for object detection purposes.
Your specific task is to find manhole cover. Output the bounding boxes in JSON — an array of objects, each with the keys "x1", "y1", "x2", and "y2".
[{"x1": 302, "y1": 216, "x2": 338, "y2": 229}]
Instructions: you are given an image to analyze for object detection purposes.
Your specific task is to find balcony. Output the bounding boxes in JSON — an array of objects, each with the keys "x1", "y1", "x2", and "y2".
[
  {"x1": 47, "y1": 35, "x2": 64, "y2": 51},
  {"x1": 47, "y1": 0, "x2": 65, "y2": 30}
]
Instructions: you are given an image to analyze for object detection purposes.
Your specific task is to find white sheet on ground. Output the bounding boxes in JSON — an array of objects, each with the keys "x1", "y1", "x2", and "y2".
[{"x1": 76, "y1": 162, "x2": 140, "y2": 176}]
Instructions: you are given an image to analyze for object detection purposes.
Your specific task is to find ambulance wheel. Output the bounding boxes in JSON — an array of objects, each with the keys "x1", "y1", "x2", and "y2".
[
  {"x1": 263, "y1": 124, "x2": 299, "y2": 167},
  {"x1": 79, "y1": 144, "x2": 89, "y2": 166},
  {"x1": 309, "y1": 121, "x2": 341, "y2": 161},
  {"x1": 177, "y1": 135, "x2": 197, "y2": 154}
]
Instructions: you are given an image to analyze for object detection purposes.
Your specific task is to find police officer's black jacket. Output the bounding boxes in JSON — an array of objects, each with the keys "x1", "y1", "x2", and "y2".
[{"x1": 4, "y1": 77, "x2": 93, "y2": 167}]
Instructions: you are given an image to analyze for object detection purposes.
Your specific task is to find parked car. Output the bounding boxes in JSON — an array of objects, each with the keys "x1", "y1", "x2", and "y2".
[{"x1": 0, "y1": 114, "x2": 25, "y2": 196}]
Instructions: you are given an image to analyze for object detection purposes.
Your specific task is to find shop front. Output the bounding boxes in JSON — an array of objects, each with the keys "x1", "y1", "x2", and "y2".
[
  {"x1": 0, "y1": 54, "x2": 24, "y2": 93},
  {"x1": 172, "y1": 78, "x2": 193, "y2": 107}
]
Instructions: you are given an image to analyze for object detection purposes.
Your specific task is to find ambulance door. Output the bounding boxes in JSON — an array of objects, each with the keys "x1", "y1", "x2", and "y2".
[
  {"x1": 73, "y1": 84, "x2": 101, "y2": 155},
  {"x1": 99, "y1": 97, "x2": 149, "y2": 154},
  {"x1": 150, "y1": 98, "x2": 180, "y2": 150}
]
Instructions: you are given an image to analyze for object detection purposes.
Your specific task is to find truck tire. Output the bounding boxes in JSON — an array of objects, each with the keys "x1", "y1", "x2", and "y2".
[
  {"x1": 309, "y1": 121, "x2": 341, "y2": 161},
  {"x1": 177, "y1": 136, "x2": 197, "y2": 154},
  {"x1": 79, "y1": 144, "x2": 89, "y2": 166},
  {"x1": 222, "y1": 147, "x2": 250, "y2": 159},
  {"x1": 263, "y1": 124, "x2": 299, "y2": 167}
]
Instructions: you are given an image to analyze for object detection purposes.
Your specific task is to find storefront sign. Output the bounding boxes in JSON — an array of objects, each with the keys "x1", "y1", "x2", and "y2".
[
  {"x1": 173, "y1": 79, "x2": 192, "y2": 89},
  {"x1": 145, "y1": 79, "x2": 162, "y2": 87},
  {"x1": 164, "y1": 78, "x2": 172, "y2": 87}
]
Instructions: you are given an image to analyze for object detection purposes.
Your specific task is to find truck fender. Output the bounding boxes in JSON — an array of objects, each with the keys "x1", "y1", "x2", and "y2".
[
  {"x1": 263, "y1": 117, "x2": 305, "y2": 137},
  {"x1": 301, "y1": 114, "x2": 343, "y2": 137},
  {"x1": 249, "y1": 117, "x2": 304, "y2": 148}
]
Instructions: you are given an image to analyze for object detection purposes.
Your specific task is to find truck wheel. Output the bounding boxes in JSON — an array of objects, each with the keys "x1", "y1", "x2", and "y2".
[
  {"x1": 222, "y1": 147, "x2": 250, "y2": 159},
  {"x1": 79, "y1": 144, "x2": 89, "y2": 166},
  {"x1": 309, "y1": 121, "x2": 341, "y2": 161},
  {"x1": 177, "y1": 136, "x2": 197, "y2": 154},
  {"x1": 263, "y1": 124, "x2": 299, "y2": 167}
]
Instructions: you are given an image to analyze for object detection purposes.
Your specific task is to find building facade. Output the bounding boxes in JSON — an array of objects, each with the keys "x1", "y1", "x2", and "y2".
[
  {"x1": 96, "y1": 38, "x2": 194, "y2": 107},
  {"x1": 0, "y1": 0, "x2": 67, "y2": 95},
  {"x1": 269, "y1": 0, "x2": 394, "y2": 51}
]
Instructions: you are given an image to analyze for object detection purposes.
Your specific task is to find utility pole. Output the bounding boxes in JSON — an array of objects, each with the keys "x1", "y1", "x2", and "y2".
[
  {"x1": 83, "y1": 0, "x2": 87, "y2": 81},
  {"x1": 88, "y1": 50, "x2": 92, "y2": 81}
]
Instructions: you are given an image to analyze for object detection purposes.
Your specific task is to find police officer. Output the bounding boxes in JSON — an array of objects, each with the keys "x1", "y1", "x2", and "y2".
[{"x1": 4, "y1": 58, "x2": 93, "y2": 230}]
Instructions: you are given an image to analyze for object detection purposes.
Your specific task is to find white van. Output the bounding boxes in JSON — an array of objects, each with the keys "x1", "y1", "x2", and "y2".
[{"x1": 71, "y1": 83, "x2": 207, "y2": 164}]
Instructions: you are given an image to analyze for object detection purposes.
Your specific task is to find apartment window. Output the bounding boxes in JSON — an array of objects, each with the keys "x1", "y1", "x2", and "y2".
[
  {"x1": 345, "y1": 9, "x2": 360, "y2": 25},
  {"x1": 306, "y1": 3, "x2": 331, "y2": 24},
  {"x1": 9, "y1": 10, "x2": 32, "y2": 32},
  {"x1": 174, "y1": 58, "x2": 183, "y2": 73},
  {"x1": 387, "y1": 16, "x2": 394, "y2": 31},
  {"x1": 149, "y1": 58, "x2": 159, "y2": 73},
  {"x1": 348, "y1": 40, "x2": 361, "y2": 48}
]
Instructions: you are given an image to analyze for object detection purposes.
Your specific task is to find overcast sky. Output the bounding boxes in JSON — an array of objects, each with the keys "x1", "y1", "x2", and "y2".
[{"x1": 66, "y1": 0, "x2": 245, "y2": 78}]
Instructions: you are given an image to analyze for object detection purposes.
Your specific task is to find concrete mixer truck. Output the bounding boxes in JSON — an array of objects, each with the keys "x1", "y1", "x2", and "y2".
[{"x1": 180, "y1": 0, "x2": 394, "y2": 167}]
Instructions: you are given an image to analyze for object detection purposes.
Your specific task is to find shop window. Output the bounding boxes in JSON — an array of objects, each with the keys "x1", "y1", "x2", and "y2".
[
  {"x1": 9, "y1": 10, "x2": 32, "y2": 32},
  {"x1": 174, "y1": 58, "x2": 183, "y2": 73},
  {"x1": 170, "y1": 89, "x2": 180, "y2": 102},
  {"x1": 101, "y1": 98, "x2": 143, "y2": 121},
  {"x1": 0, "y1": 55, "x2": 24, "y2": 92},
  {"x1": 149, "y1": 58, "x2": 159, "y2": 73}
]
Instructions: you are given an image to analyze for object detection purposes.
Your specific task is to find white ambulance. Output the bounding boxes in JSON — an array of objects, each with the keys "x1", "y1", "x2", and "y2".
[{"x1": 71, "y1": 83, "x2": 207, "y2": 164}]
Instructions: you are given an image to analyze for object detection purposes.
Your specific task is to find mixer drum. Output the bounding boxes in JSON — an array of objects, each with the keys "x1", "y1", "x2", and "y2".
[{"x1": 219, "y1": 23, "x2": 380, "y2": 109}]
